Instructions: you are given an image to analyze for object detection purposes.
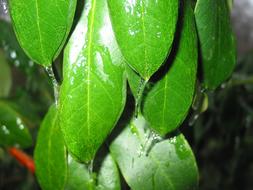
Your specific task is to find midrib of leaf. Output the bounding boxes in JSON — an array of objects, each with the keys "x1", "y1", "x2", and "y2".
[
  {"x1": 207, "y1": 1, "x2": 220, "y2": 87},
  {"x1": 149, "y1": 150, "x2": 175, "y2": 190},
  {"x1": 35, "y1": 0, "x2": 47, "y2": 64},
  {"x1": 140, "y1": 0, "x2": 148, "y2": 80},
  {"x1": 134, "y1": 128, "x2": 175, "y2": 189},
  {"x1": 87, "y1": 0, "x2": 97, "y2": 136},
  {"x1": 46, "y1": 113, "x2": 57, "y2": 190}
]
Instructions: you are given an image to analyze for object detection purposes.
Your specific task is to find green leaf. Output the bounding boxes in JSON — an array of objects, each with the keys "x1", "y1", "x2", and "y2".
[
  {"x1": 0, "y1": 100, "x2": 32, "y2": 148},
  {"x1": 65, "y1": 155, "x2": 93, "y2": 190},
  {"x1": 128, "y1": 1, "x2": 198, "y2": 135},
  {"x1": 142, "y1": 1, "x2": 197, "y2": 135},
  {"x1": 9, "y1": 0, "x2": 77, "y2": 66},
  {"x1": 59, "y1": 0, "x2": 126, "y2": 162},
  {"x1": 96, "y1": 150, "x2": 121, "y2": 190},
  {"x1": 0, "y1": 50, "x2": 12, "y2": 98},
  {"x1": 34, "y1": 105, "x2": 67, "y2": 190},
  {"x1": 126, "y1": 64, "x2": 143, "y2": 99},
  {"x1": 66, "y1": 151, "x2": 121, "y2": 190},
  {"x1": 110, "y1": 116, "x2": 199, "y2": 190},
  {"x1": 195, "y1": 0, "x2": 236, "y2": 89},
  {"x1": 108, "y1": 0, "x2": 179, "y2": 80}
]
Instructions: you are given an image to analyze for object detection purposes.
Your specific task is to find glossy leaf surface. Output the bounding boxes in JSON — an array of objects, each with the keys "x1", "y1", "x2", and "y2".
[
  {"x1": 0, "y1": 100, "x2": 32, "y2": 148},
  {"x1": 96, "y1": 150, "x2": 121, "y2": 190},
  {"x1": 108, "y1": 0, "x2": 179, "y2": 80},
  {"x1": 59, "y1": 0, "x2": 126, "y2": 162},
  {"x1": 110, "y1": 116, "x2": 199, "y2": 190},
  {"x1": 9, "y1": 0, "x2": 77, "y2": 66},
  {"x1": 66, "y1": 152, "x2": 121, "y2": 190},
  {"x1": 34, "y1": 105, "x2": 67, "y2": 190},
  {"x1": 142, "y1": 1, "x2": 198, "y2": 135},
  {"x1": 65, "y1": 155, "x2": 92, "y2": 190},
  {"x1": 0, "y1": 51, "x2": 12, "y2": 97},
  {"x1": 195, "y1": 0, "x2": 236, "y2": 89}
]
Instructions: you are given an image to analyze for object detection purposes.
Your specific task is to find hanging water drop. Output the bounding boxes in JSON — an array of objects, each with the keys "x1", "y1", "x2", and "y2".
[
  {"x1": 86, "y1": 159, "x2": 94, "y2": 176},
  {"x1": 144, "y1": 130, "x2": 163, "y2": 156},
  {"x1": 134, "y1": 78, "x2": 148, "y2": 118},
  {"x1": 28, "y1": 60, "x2": 34, "y2": 67},
  {"x1": 138, "y1": 144, "x2": 145, "y2": 157},
  {"x1": 85, "y1": 159, "x2": 95, "y2": 187},
  {"x1": 14, "y1": 60, "x2": 20, "y2": 67},
  {"x1": 16, "y1": 118, "x2": 25, "y2": 130},
  {"x1": 45, "y1": 66, "x2": 59, "y2": 106},
  {"x1": 188, "y1": 113, "x2": 199, "y2": 126},
  {"x1": 138, "y1": 130, "x2": 163, "y2": 157},
  {"x1": 10, "y1": 51, "x2": 17, "y2": 59},
  {"x1": 0, "y1": 0, "x2": 8, "y2": 14},
  {"x1": 1, "y1": 125, "x2": 10, "y2": 135},
  {"x1": 130, "y1": 123, "x2": 138, "y2": 136}
]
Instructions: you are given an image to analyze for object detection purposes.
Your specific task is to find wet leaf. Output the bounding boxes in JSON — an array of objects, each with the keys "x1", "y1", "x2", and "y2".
[
  {"x1": 110, "y1": 116, "x2": 199, "y2": 190},
  {"x1": 34, "y1": 105, "x2": 67, "y2": 190},
  {"x1": 0, "y1": 100, "x2": 32, "y2": 148},
  {"x1": 65, "y1": 155, "x2": 94, "y2": 190},
  {"x1": 66, "y1": 152, "x2": 121, "y2": 190},
  {"x1": 96, "y1": 150, "x2": 121, "y2": 190},
  {"x1": 9, "y1": 0, "x2": 77, "y2": 66},
  {"x1": 0, "y1": 50, "x2": 12, "y2": 98},
  {"x1": 143, "y1": 1, "x2": 197, "y2": 135},
  {"x1": 126, "y1": 64, "x2": 143, "y2": 99},
  {"x1": 195, "y1": 0, "x2": 236, "y2": 89},
  {"x1": 59, "y1": 0, "x2": 126, "y2": 162},
  {"x1": 108, "y1": 0, "x2": 179, "y2": 80},
  {"x1": 128, "y1": 1, "x2": 198, "y2": 135}
]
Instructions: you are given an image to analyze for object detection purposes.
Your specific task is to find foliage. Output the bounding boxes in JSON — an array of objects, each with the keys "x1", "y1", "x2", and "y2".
[{"x1": 0, "y1": 0, "x2": 240, "y2": 190}]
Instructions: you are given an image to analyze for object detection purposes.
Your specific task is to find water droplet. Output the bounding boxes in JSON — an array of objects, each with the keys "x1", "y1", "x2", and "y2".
[
  {"x1": 156, "y1": 32, "x2": 162, "y2": 38},
  {"x1": 135, "y1": 78, "x2": 148, "y2": 118},
  {"x1": 168, "y1": 136, "x2": 177, "y2": 144},
  {"x1": 1, "y1": 125, "x2": 10, "y2": 135},
  {"x1": 16, "y1": 118, "x2": 25, "y2": 130},
  {"x1": 138, "y1": 144, "x2": 145, "y2": 157},
  {"x1": 129, "y1": 30, "x2": 135, "y2": 36},
  {"x1": 221, "y1": 83, "x2": 227, "y2": 89},
  {"x1": 88, "y1": 160, "x2": 93, "y2": 174},
  {"x1": 28, "y1": 60, "x2": 34, "y2": 67},
  {"x1": 130, "y1": 123, "x2": 138, "y2": 136},
  {"x1": 10, "y1": 51, "x2": 17, "y2": 59},
  {"x1": 85, "y1": 159, "x2": 94, "y2": 179},
  {"x1": 67, "y1": 154, "x2": 73, "y2": 164},
  {"x1": 189, "y1": 113, "x2": 199, "y2": 126},
  {"x1": 0, "y1": 0, "x2": 8, "y2": 14},
  {"x1": 45, "y1": 66, "x2": 59, "y2": 106},
  {"x1": 138, "y1": 130, "x2": 163, "y2": 157},
  {"x1": 14, "y1": 60, "x2": 20, "y2": 67}
]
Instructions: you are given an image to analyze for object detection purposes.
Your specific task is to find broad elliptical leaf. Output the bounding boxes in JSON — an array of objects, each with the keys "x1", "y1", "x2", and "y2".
[{"x1": 59, "y1": 0, "x2": 126, "y2": 162}]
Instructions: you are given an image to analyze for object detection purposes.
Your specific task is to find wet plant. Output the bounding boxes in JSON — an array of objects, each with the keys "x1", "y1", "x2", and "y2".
[{"x1": 0, "y1": 0, "x2": 236, "y2": 189}]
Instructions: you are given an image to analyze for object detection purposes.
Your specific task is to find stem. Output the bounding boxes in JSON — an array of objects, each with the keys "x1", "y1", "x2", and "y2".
[
  {"x1": 8, "y1": 147, "x2": 35, "y2": 174},
  {"x1": 135, "y1": 78, "x2": 148, "y2": 118},
  {"x1": 45, "y1": 66, "x2": 60, "y2": 106},
  {"x1": 230, "y1": 76, "x2": 253, "y2": 86},
  {"x1": 85, "y1": 160, "x2": 95, "y2": 190}
]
